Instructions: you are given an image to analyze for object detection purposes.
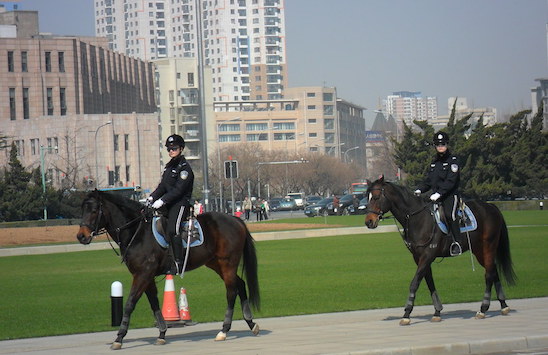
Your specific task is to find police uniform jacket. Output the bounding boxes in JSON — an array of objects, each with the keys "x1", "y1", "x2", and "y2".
[
  {"x1": 417, "y1": 151, "x2": 460, "y2": 198},
  {"x1": 150, "y1": 155, "x2": 194, "y2": 207}
]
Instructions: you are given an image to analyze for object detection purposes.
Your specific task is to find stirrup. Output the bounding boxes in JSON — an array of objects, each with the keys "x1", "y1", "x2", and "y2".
[
  {"x1": 450, "y1": 242, "x2": 462, "y2": 256},
  {"x1": 171, "y1": 260, "x2": 183, "y2": 275}
]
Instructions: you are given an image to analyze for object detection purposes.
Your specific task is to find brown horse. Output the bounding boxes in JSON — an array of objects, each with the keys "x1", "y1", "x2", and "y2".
[
  {"x1": 364, "y1": 176, "x2": 515, "y2": 325},
  {"x1": 76, "y1": 190, "x2": 260, "y2": 349}
]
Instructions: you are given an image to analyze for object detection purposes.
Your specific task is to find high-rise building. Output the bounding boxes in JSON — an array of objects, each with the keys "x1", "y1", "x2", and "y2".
[
  {"x1": 383, "y1": 91, "x2": 438, "y2": 126},
  {"x1": 94, "y1": 0, "x2": 287, "y2": 102}
]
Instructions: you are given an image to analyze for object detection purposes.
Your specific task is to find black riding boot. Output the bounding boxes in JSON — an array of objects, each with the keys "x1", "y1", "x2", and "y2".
[
  {"x1": 171, "y1": 234, "x2": 183, "y2": 274},
  {"x1": 449, "y1": 219, "x2": 462, "y2": 256}
]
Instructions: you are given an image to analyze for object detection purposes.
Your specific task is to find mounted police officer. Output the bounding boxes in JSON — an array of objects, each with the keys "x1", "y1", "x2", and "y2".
[
  {"x1": 414, "y1": 131, "x2": 462, "y2": 256},
  {"x1": 148, "y1": 134, "x2": 194, "y2": 274}
]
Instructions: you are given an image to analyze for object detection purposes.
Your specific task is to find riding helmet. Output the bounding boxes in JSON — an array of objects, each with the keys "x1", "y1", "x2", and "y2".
[
  {"x1": 165, "y1": 134, "x2": 185, "y2": 149},
  {"x1": 433, "y1": 131, "x2": 449, "y2": 145}
]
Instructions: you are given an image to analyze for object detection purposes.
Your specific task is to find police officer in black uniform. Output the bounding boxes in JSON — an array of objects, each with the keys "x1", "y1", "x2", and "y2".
[
  {"x1": 414, "y1": 131, "x2": 462, "y2": 256},
  {"x1": 148, "y1": 134, "x2": 194, "y2": 274}
]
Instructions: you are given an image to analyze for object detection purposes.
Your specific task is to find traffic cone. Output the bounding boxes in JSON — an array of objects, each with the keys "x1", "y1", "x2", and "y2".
[
  {"x1": 161, "y1": 275, "x2": 180, "y2": 321},
  {"x1": 178, "y1": 287, "x2": 192, "y2": 322}
]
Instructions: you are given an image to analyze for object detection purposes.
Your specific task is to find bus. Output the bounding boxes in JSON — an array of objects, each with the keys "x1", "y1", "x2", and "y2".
[
  {"x1": 99, "y1": 186, "x2": 144, "y2": 202},
  {"x1": 349, "y1": 182, "x2": 368, "y2": 194}
]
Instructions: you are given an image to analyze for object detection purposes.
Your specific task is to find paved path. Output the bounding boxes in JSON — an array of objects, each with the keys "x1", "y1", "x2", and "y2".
[{"x1": 1, "y1": 297, "x2": 547, "y2": 354}]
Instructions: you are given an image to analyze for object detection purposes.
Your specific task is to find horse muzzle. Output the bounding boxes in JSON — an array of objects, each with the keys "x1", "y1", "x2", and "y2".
[
  {"x1": 76, "y1": 226, "x2": 93, "y2": 245},
  {"x1": 364, "y1": 214, "x2": 380, "y2": 229}
]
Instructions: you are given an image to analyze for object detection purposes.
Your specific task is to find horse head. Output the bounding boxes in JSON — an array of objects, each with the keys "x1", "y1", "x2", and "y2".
[
  {"x1": 77, "y1": 190, "x2": 109, "y2": 245},
  {"x1": 364, "y1": 175, "x2": 393, "y2": 229}
]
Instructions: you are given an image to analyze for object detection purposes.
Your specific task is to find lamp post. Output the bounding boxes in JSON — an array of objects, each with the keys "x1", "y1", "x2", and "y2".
[
  {"x1": 95, "y1": 121, "x2": 112, "y2": 188},
  {"x1": 217, "y1": 117, "x2": 240, "y2": 212},
  {"x1": 257, "y1": 159, "x2": 308, "y2": 199},
  {"x1": 343, "y1": 146, "x2": 360, "y2": 163},
  {"x1": 327, "y1": 142, "x2": 345, "y2": 156},
  {"x1": 40, "y1": 145, "x2": 57, "y2": 220}
]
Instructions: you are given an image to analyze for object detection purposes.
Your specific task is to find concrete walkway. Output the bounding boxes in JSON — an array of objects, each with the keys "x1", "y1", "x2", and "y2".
[{"x1": 1, "y1": 297, "x2": 547, "y2": 354}]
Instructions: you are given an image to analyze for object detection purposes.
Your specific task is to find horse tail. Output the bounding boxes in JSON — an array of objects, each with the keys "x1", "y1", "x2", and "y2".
[
  {"x1": 493, "y1": 204, "x2": 517, "y2": 286},
  {"x1": 242, "y1": 228, "x2": 261, "y2": 311}
]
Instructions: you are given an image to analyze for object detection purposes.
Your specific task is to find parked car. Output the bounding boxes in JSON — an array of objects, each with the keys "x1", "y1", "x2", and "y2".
[
  {"x1": 286, "y1": 192, "x2": 305, "y2": 209},
  {"x1": 225, "y1": 200, "x2": 242, "y2": 214},
  {"x1": 304, "y1": 197, "x2": 333, "y2": 217},
  {"x1": 347, "y1": 197, "x2": 368, "y2": 215},
  {"x1": 304, "y1": 195, "x2": 322, "y2": 207},
  {"x1": 326, "y1": 193, "x2": 365, "y2": 215},
  {"x1": 278, "y1": 197, "x2": 298, "y2": 211},
  {"x1": 268, "y1": 198, "x2": 283, "y2": 212}
]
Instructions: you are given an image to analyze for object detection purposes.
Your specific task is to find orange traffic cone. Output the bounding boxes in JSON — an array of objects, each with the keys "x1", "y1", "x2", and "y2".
[
  {"x1": 161, "y1": 275, "x2": 180, "y2": 321},
  {"x1": 178, "y1": 287, "x2": 192, "y2": 322}
]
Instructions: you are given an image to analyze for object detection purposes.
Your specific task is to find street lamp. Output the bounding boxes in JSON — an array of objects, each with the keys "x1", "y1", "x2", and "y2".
[
  {"x1": 40, "y1": 145, "x2": 57, "y2": 220},
  {"x1": 217, "y1": 117, "x2": 240, "y2": 212},
  {"x1": 95, "y1": 121, "x2": 112, "y2": 188},
  {"x1": 327, "y1": 142, "x2": 345, "y2": 156},
  {"x1": 343, "y1": 146, "x2": 360, "y2": 163},
  {"x1": 257, "y1": 159, "x2": 308, "y2": 199}
]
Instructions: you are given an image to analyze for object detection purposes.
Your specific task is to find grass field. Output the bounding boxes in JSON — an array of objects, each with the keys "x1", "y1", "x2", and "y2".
[{"x1": 0, "y1": 210, "x2": 546, "y2": 340}]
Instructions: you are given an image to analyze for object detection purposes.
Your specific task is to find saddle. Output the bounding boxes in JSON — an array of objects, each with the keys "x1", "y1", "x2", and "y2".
[
  {"x1": 151, "y1": 216, "x2": 204, "y2": 249},
  {"x1": 433, "y1": 201, "x2": 477, "y2": 235}
]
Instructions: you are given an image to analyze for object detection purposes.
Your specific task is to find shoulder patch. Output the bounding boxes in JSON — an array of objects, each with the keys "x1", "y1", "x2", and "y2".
[
  {"x1": 180, "y1": 170, "x2": 189, "y2": 180},
  {"x1": 451, "y1": 164, "x2": 459, "y2": 173}
]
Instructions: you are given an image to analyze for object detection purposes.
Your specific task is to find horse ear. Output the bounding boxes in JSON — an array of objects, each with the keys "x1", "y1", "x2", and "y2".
[
  {"x1": 366, "y1": 179, "x2": 372, "y2": 186},
  {"x1": 379, "y1": 174, "x2": 385, "y2": 182}
]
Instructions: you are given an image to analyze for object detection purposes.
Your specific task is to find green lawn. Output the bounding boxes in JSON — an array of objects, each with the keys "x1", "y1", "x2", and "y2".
[{"x1": 0, "y1": 210, "x2": 546, "y2": 340}]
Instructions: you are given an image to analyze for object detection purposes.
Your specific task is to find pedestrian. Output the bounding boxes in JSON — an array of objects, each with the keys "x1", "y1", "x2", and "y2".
[
  {"x1": 147, "y1": 134, "x2": 194, "y2": 274},
  {"x1": 261, "y1": 199, "x2": 269, "y2": 220},
  {"x1": 414, "y1": 131, "x2": 462, "y2": 256},
  {"x1": 193, "y1": 200, "x2": 203, "y2": 217},
  {"x1": 243, "y1": 196, "x2": 252, "y2": 221}
]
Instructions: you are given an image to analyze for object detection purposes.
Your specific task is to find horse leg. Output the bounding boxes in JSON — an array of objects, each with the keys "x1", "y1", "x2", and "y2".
[
  {"x1": 476, "y1": 264, "x2": 497, "y2": 319},
  {"x1": 111, "y1": 277, "x2": 148, "y2": 350},
  {"x1": 424, "y1": 265, "x2": 443, "y2": 322},
  {"x1": 144, "y1": 281, "x2": 168, "y2": 345},
  {"x1": 494, "y1": 279, "x2": 510, "y2": 315},
  {"x1": 236, "y1": 275, "x2": 260, "y2": 336},
  {"x1": 206, "y1": 261, "x2": 239, "y2": 341},
  {"x1": 401, "y1": 258, "x2": 431, "y2": 326}
]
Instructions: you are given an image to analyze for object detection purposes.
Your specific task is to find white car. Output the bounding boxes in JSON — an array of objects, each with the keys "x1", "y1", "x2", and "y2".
[{"x1": 286, "y1": 192, "x2": 304, "y2": 209}]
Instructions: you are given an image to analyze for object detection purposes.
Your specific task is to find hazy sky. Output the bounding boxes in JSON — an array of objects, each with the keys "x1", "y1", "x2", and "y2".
[{"x1": 14, "y1": 0, "x2": 548, "y2": 127}]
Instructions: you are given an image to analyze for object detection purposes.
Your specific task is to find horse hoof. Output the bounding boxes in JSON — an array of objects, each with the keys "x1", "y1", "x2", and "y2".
[
  {"x1": 215, "y1": 331, "x2": 227, "y2": 341},
  {"x1": 252, "y1": 323, "x2": 260, "y2": 336},
  {"x1": 431, "y1": 316, "x2": 442, "y2": 322},
  {"x1": 155, "y1": 338, "x2": 166, "y2": 345},
  {"x1": 501, "y1": 307, "x2": 510, "y2": 315},
  {"x1": 110, "y1": 342, "x2": 122, "y2": 350},
  {"x1": 399, "y1": 318, "x2": 411, "y2": 326},
  {"x1": 475, "y1": 312, "x2": 485, "y2": 319}
]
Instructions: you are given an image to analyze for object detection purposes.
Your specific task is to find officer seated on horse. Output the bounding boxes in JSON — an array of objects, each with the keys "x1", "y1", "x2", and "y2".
[
  {"x1": 147, "y1": 134, "x2": 194, "y2": 274},
  {"x1": 414, "y1": 131, "x2": 462, "y2": 256}
]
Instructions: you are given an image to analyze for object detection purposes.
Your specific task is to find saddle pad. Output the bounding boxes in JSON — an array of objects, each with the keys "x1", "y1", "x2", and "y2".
[
  {"x1": 181, "y1": 219, "x2": 204, "y2": 248},
  {"x1": 151, "y1": 217, "x2": 205, "y2": 248},
  {"x1": 434, "y1": 204, "x2": 477, "y2": 234}
]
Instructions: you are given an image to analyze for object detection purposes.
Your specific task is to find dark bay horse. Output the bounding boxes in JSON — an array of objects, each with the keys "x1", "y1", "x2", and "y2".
[
  {"x1": 76, "y1": 190, "x2": 260, "y2": 349},
  {"x1": 364, "y1": 176, "x2": 516, "y2": 325}
]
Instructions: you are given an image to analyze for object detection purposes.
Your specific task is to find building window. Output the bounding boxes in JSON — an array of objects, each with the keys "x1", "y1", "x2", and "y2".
[
  {"x1": 246, "y1": 123, "x2": 268, "y2": 131},
  {"x1": 307, "y1": 105, "x2": 316, "y2": 110},
  {"x1": 219, "y1": 134, "x2": 241, "y2": 142},
  {"x1": 47, "y1": 88, "x2": 54, "y2": 115},
  {"x1": 323, "y1": 92, "x2": 334, "y2": 101},
  {"x1": 23, "y1": 88, "x2": 29, "y2": 119},
  {"x1": 219, "y1": 123, "x2": 240, "y2": 132},
  {"x1": 45, "y1": 52, "x2": 52, "y2": 72},
  {"x1": 307, "y1": 92, "x2": 316, "y2": 97},
  {"x1": 60, "y1": 88, "x2": 67, "y2": 115},
  {"x1": 58, "y1": 52, "x2": 65, "y2": 72},
  {"x1": 114, "y1": 165, "x2": 120, "y2": 183},
  {"x1": 21, "y1": 51, "x2": 28, "y2": 72},
  {"x1": 323, "y1": 105, "x2": 334, "y2": 115},
  {"x1": 15, "y1": 140, "x2": 25, "y2": 156},
  {"x1": 113, "y1": 134, "x2": 119, "y2": 151},
  {"x1": 246, "y1": 133, "x2": 268, "y2": 141},
  {"x1": 188, "y1": 72, "x2": 194, "y2": 86},
  {"x1": 9, "y1": 88, "x2": 16, "y2": 120},
  {"x1": 273, "y1": 122, "x2": 295, "y2": 130},
  {"x1": 125, "y1": 165, "x2": 130, "y2": 182},
  {"x1": 124, "y1": 134, "x2": 129, "y2": 151},
  {"x1": 8, "y1": 51, "x2": 14, "y2": 72},
  {"x1": 308, "y1": 118, "x2": 317, "y2": 124},
  {"x1": 324, "y1": 119, "x2": 334, "y2": 130},
  {"x1": 31, "y1": 138, "x2": 39, "y2": 155}
]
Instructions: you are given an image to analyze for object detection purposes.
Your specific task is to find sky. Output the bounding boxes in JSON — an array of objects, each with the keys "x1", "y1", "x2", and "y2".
[{"x1": 11, "y1": 0, "x2": 548, "y2": 127}]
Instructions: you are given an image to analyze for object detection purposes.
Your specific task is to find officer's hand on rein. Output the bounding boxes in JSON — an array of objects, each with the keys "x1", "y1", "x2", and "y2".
[
  {"x1": 152, "y1": 199, "x2": 164, "y2": 209},
  {"x1": 430, "y1": 193, "x2": 441, "y2": 202},
  {"x1": 414, "y1": 189, "x2": 421, "y2": 196}
]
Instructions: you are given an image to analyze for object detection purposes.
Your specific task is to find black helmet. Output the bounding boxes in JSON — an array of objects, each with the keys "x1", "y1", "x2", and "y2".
[
  {"x1": 433, "y1": 131, "x2": 449, "y2": 145},
  {"x1": 165, "y1": 134, "x2": 185, "y2": 149}
]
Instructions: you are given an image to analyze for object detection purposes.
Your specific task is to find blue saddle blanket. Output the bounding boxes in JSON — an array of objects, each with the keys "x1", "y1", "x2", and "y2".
[
  {"x1": 434, "y1": 204, "x2": 477, "y2": 234},
  {"x1": 151, "y1": 216, "x2": 204, "y2": 248}
]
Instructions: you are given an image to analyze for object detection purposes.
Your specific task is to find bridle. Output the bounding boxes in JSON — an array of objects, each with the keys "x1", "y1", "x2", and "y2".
[
  {"x1": 364, "y1": 187, "x2": 387, "y2": 219},
  {"x1": 80, "y1": 195, "x2": 148, "y2": 262}
]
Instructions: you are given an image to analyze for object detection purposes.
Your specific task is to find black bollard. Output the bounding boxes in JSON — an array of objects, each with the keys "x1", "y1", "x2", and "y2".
[{"x1": 111, "y1": 281, "x2": 123, "y2": 326}]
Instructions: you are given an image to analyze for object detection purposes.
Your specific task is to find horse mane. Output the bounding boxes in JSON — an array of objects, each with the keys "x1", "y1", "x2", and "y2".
[
  {"x1": 386, "y1": 181, "x2": 416, "y2": 205},
  {"x1": 95, "y1": 190, "x2": 143, "y2": 217}
]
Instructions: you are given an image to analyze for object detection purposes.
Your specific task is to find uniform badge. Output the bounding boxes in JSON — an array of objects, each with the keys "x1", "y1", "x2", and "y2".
[
  {"x1": 451, "y1": 164, "x2": 459, "y2": 172},
  {"x1": 180, "y1": 171, "x2": 189, "y2": 180}
]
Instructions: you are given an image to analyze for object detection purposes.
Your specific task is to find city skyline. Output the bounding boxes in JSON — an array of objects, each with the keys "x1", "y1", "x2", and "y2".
[{"x1": 11, "y1": 0, "x2": 548, "y2": 126}]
